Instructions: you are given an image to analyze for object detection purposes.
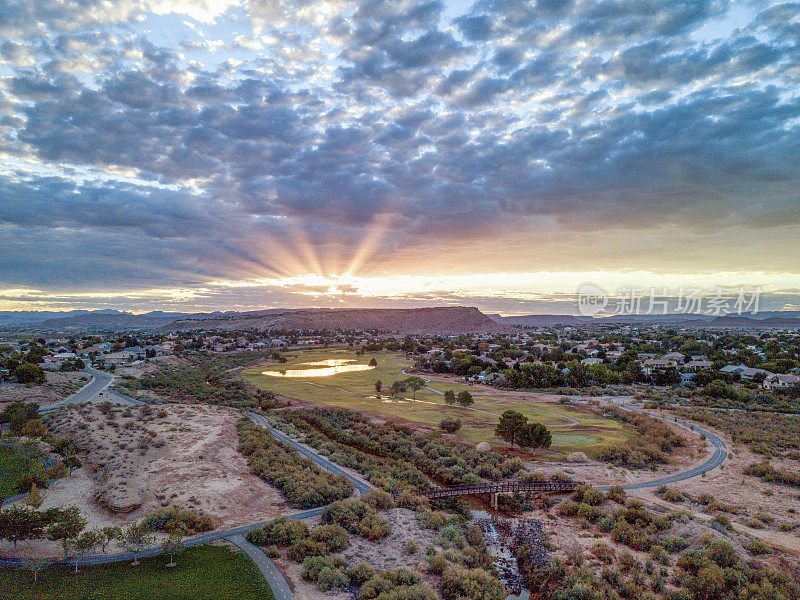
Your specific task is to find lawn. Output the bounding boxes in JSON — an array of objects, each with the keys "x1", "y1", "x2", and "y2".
[
  {"x1": 1, "y1": 544, "x2": 274, "y2": 600},
  {"x1": 243, "y1": 349, "x2": 629, "y2": 453},
  {"x1": 0, "y1": 443, "x2": 36, "y2": 501}
]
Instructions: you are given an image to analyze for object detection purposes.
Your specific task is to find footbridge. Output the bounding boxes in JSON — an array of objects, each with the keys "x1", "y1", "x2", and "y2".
[{"x1": 423, "y1": 480, "x2": 579, "y2": 509}]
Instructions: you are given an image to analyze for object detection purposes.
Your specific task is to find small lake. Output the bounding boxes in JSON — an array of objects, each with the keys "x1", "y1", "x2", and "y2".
[{"x1": 262, "y1": 359, "x2": 375, "y2": 378}]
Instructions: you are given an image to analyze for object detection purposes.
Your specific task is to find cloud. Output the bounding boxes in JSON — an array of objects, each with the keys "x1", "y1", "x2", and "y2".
[{"x1": 0, "y1": 0, "x2": 798, "y2": 310}]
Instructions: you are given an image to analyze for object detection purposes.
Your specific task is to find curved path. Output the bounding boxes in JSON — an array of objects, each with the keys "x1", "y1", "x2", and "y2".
[
  {"x1": 598, "y1": 400, "x2": 728, "y2": 491},
  {"x1": 226, "y1": 534, "x2": 293, "y2": 600},
  {"x1": 38, "y1": 366, "x2": 143, "y2": 415},
  {"x1": 247, "y1": 412, "x2": 374, "y2": 495}
]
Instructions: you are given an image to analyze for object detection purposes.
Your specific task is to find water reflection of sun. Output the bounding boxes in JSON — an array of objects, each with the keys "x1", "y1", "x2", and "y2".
[{"x1": 262, "y1": 359, "x2": 375, "y2": 378}]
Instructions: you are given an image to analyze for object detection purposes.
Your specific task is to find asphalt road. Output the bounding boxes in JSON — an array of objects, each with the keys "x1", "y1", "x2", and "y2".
[{"x1": 39, "y1": 366, "x2": 143, "y2": 414}]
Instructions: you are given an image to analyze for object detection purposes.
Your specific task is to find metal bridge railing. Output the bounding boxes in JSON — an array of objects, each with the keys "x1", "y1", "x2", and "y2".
[{"x1": 423, "y1": 480, "x2": 579, "y2": 499}]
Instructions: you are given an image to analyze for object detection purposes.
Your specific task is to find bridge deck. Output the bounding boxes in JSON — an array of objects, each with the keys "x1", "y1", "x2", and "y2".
[{"x1": 423, "y1": 480, "x2": 578, "y2": 499}]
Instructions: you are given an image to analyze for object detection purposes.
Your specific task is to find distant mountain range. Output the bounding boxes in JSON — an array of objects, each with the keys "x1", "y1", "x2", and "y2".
[
  {"x1": 1, "y1": 308, "x2": 798, "y2": 333},
  {"x1": 488, "y1": 311, "x2": 800, "y2": 327}
]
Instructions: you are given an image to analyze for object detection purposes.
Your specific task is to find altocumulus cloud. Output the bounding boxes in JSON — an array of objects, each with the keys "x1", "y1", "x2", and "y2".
[{"x1": 0, "y1": 0, "x2": 799, "y2": 310}]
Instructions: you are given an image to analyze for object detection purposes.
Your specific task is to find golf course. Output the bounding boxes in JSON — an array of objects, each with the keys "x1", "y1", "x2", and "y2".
[{"x1": 242, "y1": 349, "x2": 629, "y2": 453}]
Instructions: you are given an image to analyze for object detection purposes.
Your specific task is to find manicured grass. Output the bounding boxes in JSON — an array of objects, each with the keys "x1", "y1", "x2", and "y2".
[
  {"x1": 1, "y1": 545, "x2": 273, "y2": 600},
  {"x1": 243, "y1": 349, "x2": 628, "y2": 453},
  {"x1": 0, "y1": 444, "x2": 31, "y2": 501}
]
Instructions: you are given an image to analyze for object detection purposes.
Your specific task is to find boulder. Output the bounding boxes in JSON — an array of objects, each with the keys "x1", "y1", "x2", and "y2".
[{"x1": 476, "y1": 441, "x2": 492, "y2": 453}]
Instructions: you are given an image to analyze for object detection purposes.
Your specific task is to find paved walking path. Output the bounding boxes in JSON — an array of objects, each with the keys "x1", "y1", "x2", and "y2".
[
  {"x1": 247, "y1": 411, "x2": 374, "y2": 495},
  {"x1": 227, "y1": 534, "x2": 293, "y2": 600},
  {"x1": 598, "y1": 400, "x2": 728, "y2": 491}
]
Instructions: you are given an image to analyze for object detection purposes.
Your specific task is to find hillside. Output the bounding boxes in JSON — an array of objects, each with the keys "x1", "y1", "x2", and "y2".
[{"x1": 164, "y1": 306, "x2": 506, "y2": 334}]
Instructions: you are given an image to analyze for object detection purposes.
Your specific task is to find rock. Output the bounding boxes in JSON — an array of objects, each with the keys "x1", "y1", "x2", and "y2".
[{"x1": 476, "y1": 442, "x2": 491, "y2": 453}]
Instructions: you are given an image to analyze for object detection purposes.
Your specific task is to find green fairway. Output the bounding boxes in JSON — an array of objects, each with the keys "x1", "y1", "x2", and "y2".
[
  {"x1": 243, "y1": 349, "x2": 628, "y2": 453},
  {"x1": 1, "y1": 545, "x2": 273, "y2": 600}
]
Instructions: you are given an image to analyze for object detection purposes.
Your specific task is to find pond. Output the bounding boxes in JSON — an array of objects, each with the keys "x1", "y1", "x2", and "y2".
[{"x1": 262, "y1": 359, "x2": 375, "y2": 378}]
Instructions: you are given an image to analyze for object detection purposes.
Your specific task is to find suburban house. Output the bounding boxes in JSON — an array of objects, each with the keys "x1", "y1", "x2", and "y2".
[{"x1": 762, "y1": 373, "x2": 800, "y2": 390}]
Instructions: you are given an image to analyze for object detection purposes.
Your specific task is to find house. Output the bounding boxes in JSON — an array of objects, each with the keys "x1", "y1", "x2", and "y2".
[
  {"x1": 642, "y1": 358, "x2": 678, "y2": 376},
  {"x1": 664, "y1": 352, "x2": 685, "y2": 362},
  {"x1": 581, "y1": 358, "x2": 603, "y2": 365},
  {"x1": 684, "y1": 360, "x2": 713, "y2": 371},
  {"x1": 720, "y1": 365, "x2": 746, "y2": 375},
  {"x1": 40, "y1": 356, "x2": 63, "y2": 371},
  {"x1": 762, "y1": 373, "x2": 800, "y2": 390},
  {"x1": 740, "y1": 367, "x2": 769, "y2": 381}
]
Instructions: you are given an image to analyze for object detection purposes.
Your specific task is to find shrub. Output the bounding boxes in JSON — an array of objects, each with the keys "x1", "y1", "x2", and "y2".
[
  {"x1": 347, "y1": 561, "x2": 376, "y2": 585},
  {"x1": 427, "y1": 553, "x2": 447, "y2": 574},
  {"x1": 744, "y1": 461, "x2": 800, "y2": 487},
  {"x1": 246, "y1": 518, "x2": 309, "y2": 547},
  {"x1": 321, "y1": 498, "x2": 391, "y2": 540},
  {"x1": 440, "y1": 418, "x2": 462, "y2": 434},
  {"x1": 317, "y1": 566, "x2": 350, "y2": 591},
  {"x1": 711, "y1": 514, "x2": 732, "y2": 530},
  {"x1": 141, "y1": 507, "x2": 213, "y2": 534},
  {"x1": 665, "y1": 487, "x2": 687, "y2": 502},
  {"x1": 441, "y1": 566, "x2": 506, "y2": 600},
  {"x1": 238, "y1": 419, "x2": 353, "y2": 508},
  {"x1": 365, "y1": 490, "x2": 395, "y2": 510},
  {"x1": 591, "y1": 543, "x2": 615, "y2": 564},
  {"x1": 659, "y1": 535, "x2": 688, "y2": 553},
  {"x1": 745, "y1": 538, "x2": 770, "y2": 555}
]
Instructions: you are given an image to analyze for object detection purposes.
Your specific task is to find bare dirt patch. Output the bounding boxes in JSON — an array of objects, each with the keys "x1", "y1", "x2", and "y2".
[
  {"x1": 46, "y1": 402, "x2": 290, "y2": 527},
  {"x1": 0, "y1": 371, "x2": 87, "y2": 406}
]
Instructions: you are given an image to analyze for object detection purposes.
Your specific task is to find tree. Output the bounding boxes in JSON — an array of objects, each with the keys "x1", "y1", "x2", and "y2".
[
  {"x1": 405, "y1": 377, "x2": 425, "y2": 400},
  {"x1": 440, "y1": 418, "x2": 462, "y2": 434},
  {"x1": 163, "y1": 524, "x2": 187, "y2": 567},
  {"x1": 495, "y1": 410, "x2": 528, "y2": 447},
  {"x1": 73, "y1": 530, "x2": 98, "y2": 572},
  {"x1": 27, "y1": 482, "x2": 43, "y2": 509},
  {"x1": 13, "y1": 363, "x2": 46, "y2": 384},
  {"x1": 518, "y1": 423, "x2": 552, "y2": 450},
  {"x1": 0, "y1": 401, "x2": 39, "y2": 434},
  {"x1": 123, "y1": 523, "x2": 153, "y2": 565},
  {"x1": 47, "y1": 506, "x2": 85, "y2": 560},
  {"x1": 21, "y1": 556, "x2": 49, "y2": 583},
  {"x1": 389, "y1": 380, "x2": 407, "y2": 398},
  {"x1": 97, "y1": 526, "x2": 122, "y2": 553},
  {"x1": 443, "y1": 390, "x2": 456, "y2": 405},
  {"x1": 456, "y1": 390, "x2": 473, "y2": 407},
  {"x1": 0, "y1": 507, "x2": 45, "y2": 549},
  {"x1": 374, "y1": 380, "x2": 382, "y2": 395},
  {"x1": 368, "y1": 358, "x2": 378, "y2": 367}
]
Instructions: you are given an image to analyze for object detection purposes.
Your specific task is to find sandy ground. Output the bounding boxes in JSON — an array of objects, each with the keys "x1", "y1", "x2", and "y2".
[{"x1": 0, "y1": 371, "x2": 87, "y2": 406}]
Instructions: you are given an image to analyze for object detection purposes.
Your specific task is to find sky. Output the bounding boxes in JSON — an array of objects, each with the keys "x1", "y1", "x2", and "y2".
[{"x1": 1, "y1": 0, "x2": 799, "y2": 315}]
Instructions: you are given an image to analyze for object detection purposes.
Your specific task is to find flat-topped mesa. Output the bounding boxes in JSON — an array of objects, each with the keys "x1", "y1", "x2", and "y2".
[{"x1": 164, "y1": 306, "x2": 508, "y2": 334}]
